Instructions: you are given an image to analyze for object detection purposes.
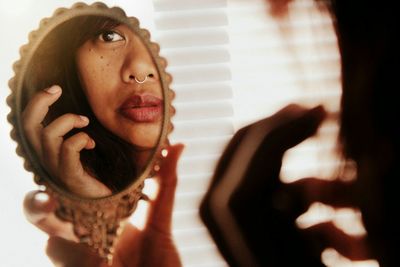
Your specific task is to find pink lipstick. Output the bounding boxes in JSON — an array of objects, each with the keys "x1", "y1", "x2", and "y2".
[{"x1": 119, "y1": 95, "x2": 163, "y2": 122}]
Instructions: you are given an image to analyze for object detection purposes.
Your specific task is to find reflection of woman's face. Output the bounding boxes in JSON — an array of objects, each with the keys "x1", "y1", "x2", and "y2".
[{"x1": 76, "y1": 24, "x2": 162, "y2": 149}]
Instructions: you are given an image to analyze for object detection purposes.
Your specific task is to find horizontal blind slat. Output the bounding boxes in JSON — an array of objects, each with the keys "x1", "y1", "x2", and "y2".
[
  {"x1": 232, "y1": 71, "x2": 339, "y2": 83},
  {"x1": 175, "y1": 192, "x2": 205, "y2": 211},
  {"x1": 228, "y1": 13, "x2": 331, "y2": 27},
  {"x1": 180, "y1": 181, "x2": 216, "y2": 198},
  {"x1": 172, "y1": 210, "x2": 203, "y2": 230},
  {"x1": 177, "y1": 155, "x2": 220, "y2": 174},
  {"x1": 177, "y1": 176, "x2": 214, "y2": 194},
  {"x1": 162, "y1": 47, "x2": 230, "y2": 66},
  {"x1": 174, "y1": 101, "x2": 233, "y2": 121},
  {"x1": 174, "y1": 227, "x2": 216, "y2": 248},
  {"x1": 155, "y1": 28, "x2": 229, "y2": 48},
  {"x1": 154, "y1": 0, "x2": 227, "y2": 11},
  {"x1": 231, "y1": 47, "x2": 339, "y2": 61},
  {"x1": 170, "y1": 119, "x2": 233, "y2": 139},
  {"x1": 173, "y1": 82, "x2": 233, "y2": 103},
  {"x1": 155, "y1": 10, "x2": 228, "y2": 30},
  {"x1": 180, "y1": 247, "x2": 228, "y2": 267},
  {"x1": 174, "y1": 136, "x2": 231, "y2": 157},
  {"x1": 228, "y1": 0, "x2": 318, "y2": 8},
  {"x1": 168, "y1": 64, "x2": 231, "y2": 84},
  {"x1": 232, "y1": 75, "x2": 339, "y2": 88}
]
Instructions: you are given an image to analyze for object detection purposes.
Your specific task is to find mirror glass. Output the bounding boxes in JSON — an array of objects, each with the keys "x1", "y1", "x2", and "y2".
[{"x1": 19, "y1": 14, "x2": 163, "y2": 198}]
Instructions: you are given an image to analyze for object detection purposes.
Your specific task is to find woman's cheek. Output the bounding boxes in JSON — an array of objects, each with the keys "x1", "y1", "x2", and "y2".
[{"x1": 88, "y1": 56, "x2": 111, "y2": 85}]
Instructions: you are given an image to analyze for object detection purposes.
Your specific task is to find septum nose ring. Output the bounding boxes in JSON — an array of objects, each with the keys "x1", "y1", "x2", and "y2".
[
  {"x1": 131, "y1": 74, "x2": 154, "y2": 84},
  {"x1": 134, "y1": 76, "x2": 147, "y2": 84}
]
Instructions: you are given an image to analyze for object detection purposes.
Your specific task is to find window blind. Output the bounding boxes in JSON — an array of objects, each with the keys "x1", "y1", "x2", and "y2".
[
  {"x1": 153, "y1": 1, "x2": 233, "y2": 266},
  {"x1": 227, "y1": 0, "x2": 342, "y2": 183}
]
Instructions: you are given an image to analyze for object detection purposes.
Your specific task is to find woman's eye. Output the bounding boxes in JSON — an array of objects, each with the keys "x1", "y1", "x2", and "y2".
[{"x1": 98, "y1": 30, "x2": 124, "y2": 42}]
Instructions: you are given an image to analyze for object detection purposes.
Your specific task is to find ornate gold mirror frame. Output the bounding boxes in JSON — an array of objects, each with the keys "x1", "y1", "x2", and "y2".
[{"x1": 7, "y1": 2, "x2": 173, "y2": 264}]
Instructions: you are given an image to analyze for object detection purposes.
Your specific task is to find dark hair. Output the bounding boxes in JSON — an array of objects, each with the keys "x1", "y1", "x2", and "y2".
[
  {"x1": 24, "y1": 16, "x2": 139, "y2": 193},
  {"x1": 333, "y1": 1, "x2": 400, "y2": 265}
]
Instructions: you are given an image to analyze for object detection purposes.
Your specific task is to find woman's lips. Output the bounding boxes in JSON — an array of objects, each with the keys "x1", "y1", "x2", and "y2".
[{"x1": 119, "y1": 95, "x2": 163, "y2": 123}]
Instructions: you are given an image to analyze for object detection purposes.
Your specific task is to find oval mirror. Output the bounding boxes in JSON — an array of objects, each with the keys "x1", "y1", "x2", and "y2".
[{"x1": 7, "y1": 2, "x2": 173, "y2": 262}]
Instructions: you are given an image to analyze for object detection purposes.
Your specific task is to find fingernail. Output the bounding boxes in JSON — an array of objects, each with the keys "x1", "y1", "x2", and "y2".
[
  {"x1": 34, "y1": 192, "x2": 50, "y2": 204},
  {"x1": 89, "y1": 138, "x2": 96, "y2": 147},
  {"x1": 161, "y1": 148, "x2": 168, "y2": 158},
  {"x1": 311, "y1": 105, "x2": 324, "y2": 113},
  {"x1": 44, "y1": 85, "x2": 61, "y2": 94},
  {"x1": 310, "y1": 105, "x2": 326, "y2": 118},
  {"x1": 79, "y1": 115, "x2": 89, "y2": 123}
]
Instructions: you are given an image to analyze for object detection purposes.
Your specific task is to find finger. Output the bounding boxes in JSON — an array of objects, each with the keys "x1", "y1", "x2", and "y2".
[
  {"x1": 273, "y1": 103, "x2": 311, "y2": 120},
  {"x1": 110, "y1": 224, "x2": 142, "y2": 265},
  {"x1": 24, "y1": 191, "x2": 57, "y2": 224},
  {"x1": 146, "y1": 143, "x2": 184, "y2": 233},
  {"x1": 59, "y1": 131, "x2": 95, "y2": 176},
  {"x1": 199, "y1": 123, "x2": 254, "y2": 231},
  {"x1": 23, "y1": 191, "x2": 78, "y2": 242},
  {"x1": 232, "y1": 105, "x2": 327, "y2": 199},
  {"x1": 41, "y1": 114, "x2": 89, "y2": 173},
  {"x1": 301, "y1": 222, "x2": 370, "y2": 261},
  {"x1": 58, "y1": 133, "x2": 111, "y2": 198},
  {"x1": 265, "y1": 178, "x2": 358, "y2": 221},
  {"x1": 157, "y1": 144, "x2": 184, "y2": 186},
  {"x1": 22, "y1": 85, "x2": 62, "y2": 155},
  {"x1": 271, "y1": 105, "x2": 327, "y2": 151}
]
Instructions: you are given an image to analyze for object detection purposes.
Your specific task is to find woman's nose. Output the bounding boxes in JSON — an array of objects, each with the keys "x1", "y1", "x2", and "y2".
[{"x1": 122, "y1": 42, "x2": 158, "y2": 84}]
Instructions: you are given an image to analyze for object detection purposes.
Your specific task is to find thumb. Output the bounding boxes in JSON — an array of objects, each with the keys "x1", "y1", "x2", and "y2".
[
  {"x1": 23, "y1": 190, "x2": 78, "y2": 242},
  {"x1": 24, "y1": 191, "x2": 57, "y2": 225},
  {"x1": 157, "y1": 143, "x2": 185, "y2": 186},
  {"x1": 146, "y1": 143, "x2": 184, "y2": 233}
]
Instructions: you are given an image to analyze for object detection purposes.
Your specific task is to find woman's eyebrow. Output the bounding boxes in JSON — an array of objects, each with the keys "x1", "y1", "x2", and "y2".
[{"x1": 99, "y1": 21, "x2": 121, "y2": 30}]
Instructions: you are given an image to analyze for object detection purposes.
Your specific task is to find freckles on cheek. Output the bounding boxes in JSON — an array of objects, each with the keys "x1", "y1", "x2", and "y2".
[
  {"x1": 80, "y1": 49, "x2": 115, "y2": 87},
  {"x1": 98, "y1": 54, "x2": 114, "y2": 69},
  {"x1": 92, "y1": 55, "x2": 110, "y2": 74}
]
